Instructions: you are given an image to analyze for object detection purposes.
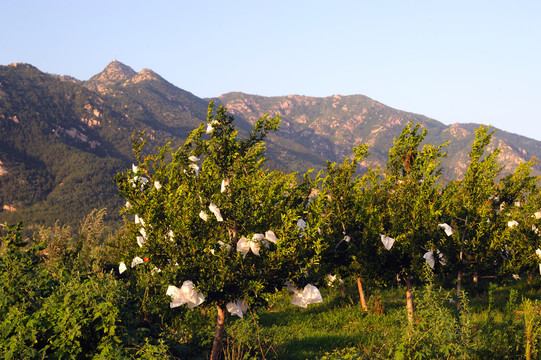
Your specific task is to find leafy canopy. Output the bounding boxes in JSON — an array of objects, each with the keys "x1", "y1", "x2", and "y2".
[{"x1": 114, "y1": 102, "x2": 326, "y2": 310}]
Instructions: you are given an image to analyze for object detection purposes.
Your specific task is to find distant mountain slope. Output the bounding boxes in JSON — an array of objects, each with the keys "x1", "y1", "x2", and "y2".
[
  {"x1": 85, "y1": 61, "x2": 208, "y2": 139},
  {"x1": 216, "y1": 92, "x2": 438, "y2": 165},
  {"x1": 0, "y1": 62, "x2": 327, "y2": 228},
  {"x1": 0, "y1": 63, "x2": 128, "y2": 229},
  {"x1": 1, "y1": 61, "x2": 539, "y2": 229},
  {"x1": 216, "y1": 92, "x2": 541, "y2": 179}
]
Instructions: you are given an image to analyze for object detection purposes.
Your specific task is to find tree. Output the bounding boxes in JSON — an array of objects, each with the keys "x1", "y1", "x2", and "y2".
[
  {"x1": 318, "y1": 144, "x2": 389, "y2": 310},
  {"x1": 492, "y1": 159, "x2": 540, "y2": 281},
  {"x1": 379, "y1": 123, "x2": 447, "y2": 323},
  {"x1": 114, "y1": 103, "x2": 326, "y2": 359},
  {"x1": 440, "y1": 126, "x2": 501, "y2": 303}
]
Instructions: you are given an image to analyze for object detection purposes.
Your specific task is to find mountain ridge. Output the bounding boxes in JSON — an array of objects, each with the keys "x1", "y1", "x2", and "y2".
[
  {"x1": 1, "y1": 60, "x2": 539, "y2": 229},
  {"x1": 215, "y1": 91, "x2": 540, "y2": 179}
]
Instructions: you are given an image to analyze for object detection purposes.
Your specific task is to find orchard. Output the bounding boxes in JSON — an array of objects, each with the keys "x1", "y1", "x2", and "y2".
[{"x1": 2, "y1": 103, "x2": 541, "y2": 359}]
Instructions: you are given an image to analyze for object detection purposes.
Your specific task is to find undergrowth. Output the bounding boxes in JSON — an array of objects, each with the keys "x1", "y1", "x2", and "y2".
[
  {"x1": 3, "y1": 221, "x2": 541, "y2": 359},
  {"x1": 220, "y1": 277, "x2": 541, "y2": 360}
]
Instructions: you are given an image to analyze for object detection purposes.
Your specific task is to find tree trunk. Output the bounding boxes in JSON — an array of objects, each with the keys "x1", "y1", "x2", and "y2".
[
  {"x1": 357, "y1": 276, "x2": 368, "y2": 311},
  {"x1": 457, "y1": 269, "x2": 463, "y2": 311},
  {"x1": 210, "y1": 304, "x2": 226, "y2": 360},
  {"x1": 405, "y1": 275, "x2": 414, "y2": 324},
  {"x1": 456, "y1": 250, "x2": 463, "y2": 311}
]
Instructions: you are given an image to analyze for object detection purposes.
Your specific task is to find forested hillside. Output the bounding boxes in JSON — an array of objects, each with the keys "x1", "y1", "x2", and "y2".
[
  {"x1": 0, "y1": 63, "x2": 127, "y2": 229},
  {"x1": 1, "y1": 60, "x2": 540, "y2": 229}
]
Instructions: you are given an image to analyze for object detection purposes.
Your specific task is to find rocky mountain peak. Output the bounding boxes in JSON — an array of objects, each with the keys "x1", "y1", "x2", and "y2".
[
  {"x1": 128, "y1": 68, "x2": 164, "y2": 84},
  {"x1": 100, "y1": 60, "x2": 136, "y2": 81},
  {"x1": 84, "y1": 60, "x2": 136, "y2": 93}
]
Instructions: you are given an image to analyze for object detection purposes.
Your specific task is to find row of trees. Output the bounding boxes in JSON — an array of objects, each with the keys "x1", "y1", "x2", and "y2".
[
  {"x1": 113, "y1": 103, "x2": 541, "y2": 358},
  {"x1": 320, "y1": 123, "x2": 540, "y2": 320}
]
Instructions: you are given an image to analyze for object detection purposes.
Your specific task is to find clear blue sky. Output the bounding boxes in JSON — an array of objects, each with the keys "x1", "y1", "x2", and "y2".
[{"x1": 3, "y1": 0, "x2": 540, "y2": 141}]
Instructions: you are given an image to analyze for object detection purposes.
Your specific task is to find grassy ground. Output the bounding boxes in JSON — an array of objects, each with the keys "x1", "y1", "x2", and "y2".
[{"x1": 216, "y1": 277, "x2": 541, "y2": 360}]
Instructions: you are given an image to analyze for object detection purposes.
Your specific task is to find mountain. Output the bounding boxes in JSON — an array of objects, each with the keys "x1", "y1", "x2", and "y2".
[
  {"x1": 85, "y1": 60, "x2": 137, "y2": 92},
  {"x1": 0, "y1": 63, "x2": 127, "y2": 230},
  {"x1": 1, "y1": 61, "x2": 540, "y2": 229},
  {"x1": 85, "y1": 60, "x2": 207, "y2": 136},
  {"x1": 216, "y1": 92, "x2": 541, "y2": 180}
]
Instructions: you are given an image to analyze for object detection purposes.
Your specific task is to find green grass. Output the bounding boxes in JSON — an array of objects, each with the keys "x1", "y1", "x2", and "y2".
[
  {"x1": 221, "y1": 285, "x2": 405, "y2": 359},
  {"x1": 218, "y1": 279, "x2": 541, "y2": 360}
]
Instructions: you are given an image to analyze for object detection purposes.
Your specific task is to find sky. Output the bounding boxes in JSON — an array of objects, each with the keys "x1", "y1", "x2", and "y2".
[{"x1": 3, "y1": 0, "x2": 541, "y2": 141}]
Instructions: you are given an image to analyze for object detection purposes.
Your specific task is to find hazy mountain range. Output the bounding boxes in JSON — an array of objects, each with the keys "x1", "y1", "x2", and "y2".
[{"x1": 1, "y1": 60, "x2": 540, "y2": 229}]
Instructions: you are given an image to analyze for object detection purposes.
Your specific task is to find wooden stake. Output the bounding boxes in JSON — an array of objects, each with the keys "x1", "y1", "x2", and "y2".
[
  {"x1": 357, "y1": 276, "x2": 368, "y2": 311},
  {"x1": 457, "y1": 250, "x2": 463, "y2": 311},
  {"x1": 405, "y1": 275, "x2": 414, "y2": 324}
]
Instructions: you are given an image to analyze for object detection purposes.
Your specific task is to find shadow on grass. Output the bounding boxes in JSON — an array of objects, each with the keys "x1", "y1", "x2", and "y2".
[
  {"x1": 274, "y1": 333, "x2": 366, "y2": 360},
  {"x1": 261, "y1": 292, "x2": 363, "y2": 327}
]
